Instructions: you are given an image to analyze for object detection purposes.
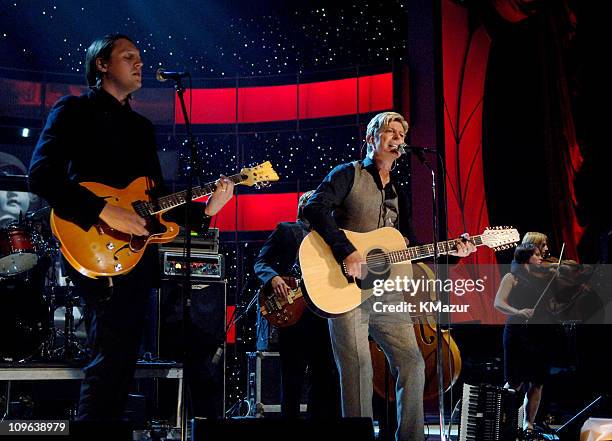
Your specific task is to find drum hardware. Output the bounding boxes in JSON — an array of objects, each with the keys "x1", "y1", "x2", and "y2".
[
  {"x1": 42, "y1": 250, "x2": 87, "y2": 362},
  {"x1": 0, "y1": 216, "x2": 88, "y2": 363},
  {"x1": 0, "y1": 221, "x2": 50, "y2": 362},
  {"x1": 49, "y1": 287, "x2": 87, "y2": 361}
]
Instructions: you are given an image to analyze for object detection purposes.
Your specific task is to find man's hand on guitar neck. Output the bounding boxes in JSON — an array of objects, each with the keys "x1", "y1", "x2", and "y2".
[
  {"x1": 448, "y1": 233, "x2": 477, "y2": 257},
  {"x1": 343, "y1": 250, "x2": 366, "y2": 280},
  {"x1": 99, "y1": 204, "x2": 149, "y2": 236},
  {"x1": 205, "y1": 175, "x2": 235, "y2": 216}
]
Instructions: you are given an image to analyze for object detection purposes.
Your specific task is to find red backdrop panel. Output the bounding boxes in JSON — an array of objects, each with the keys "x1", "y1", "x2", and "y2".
[
  {"x1": 226, "y1": 305, "x2": 236, "y2": 344},
  {"x1": 298, "y1": 77, "x2": 357, "y2": 119},
  {"x1": 194, "y1": 193, "x2": 302, "y2": 231},
  {"x1": 176, "y1": 73, "x2": 392, "y2": 124},
  {"x1": 442, "y1": 0, "x2": 505, "y2": 324},
  {"x1": 238, "y1": 84, "x2": 297, "y2": 122},
  {"x1": 358, "y1": 73, "x2": 394, "y2": 114},
  {"x1": 175, "y1": 88, "x2": 237, "y2": 124}
]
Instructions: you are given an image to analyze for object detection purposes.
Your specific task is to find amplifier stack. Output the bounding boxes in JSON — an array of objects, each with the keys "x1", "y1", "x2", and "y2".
[{"x1": 158, "y1": 228, "x2": 223, "y2": 280}]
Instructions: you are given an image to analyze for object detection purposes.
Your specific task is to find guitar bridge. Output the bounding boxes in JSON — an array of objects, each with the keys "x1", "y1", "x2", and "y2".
[{"x1": 341, "y1": 262, "x2": 355, "y2": 283}]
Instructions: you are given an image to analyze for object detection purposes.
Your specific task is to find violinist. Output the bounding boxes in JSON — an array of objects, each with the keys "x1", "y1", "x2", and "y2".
[{"x1": 494, "y1": 243, "x2": 553, "y2": 434}]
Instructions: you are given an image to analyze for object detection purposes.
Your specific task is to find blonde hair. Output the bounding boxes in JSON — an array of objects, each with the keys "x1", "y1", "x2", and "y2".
[
  {"x1": 522, "y1": 232, "x2": 548, "y2": 252},
  {"x1": 365, "y1": 111, "x2": 409, "y2": 155}
]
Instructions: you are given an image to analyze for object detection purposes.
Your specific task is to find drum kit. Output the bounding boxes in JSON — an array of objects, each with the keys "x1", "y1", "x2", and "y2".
[{"x1": 0, "y1": 213, "x2": 87, "y2": 363}]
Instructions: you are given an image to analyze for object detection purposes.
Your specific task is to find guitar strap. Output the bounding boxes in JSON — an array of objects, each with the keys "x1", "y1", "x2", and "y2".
[{"x1": 290, "y1": 222, "x2": 308, "y2": 276}]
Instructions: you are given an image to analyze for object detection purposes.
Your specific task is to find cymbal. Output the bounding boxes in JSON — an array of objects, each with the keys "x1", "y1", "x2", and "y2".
[{"x1": 0, "y1": 174, "x2": 29, "y2": 192}]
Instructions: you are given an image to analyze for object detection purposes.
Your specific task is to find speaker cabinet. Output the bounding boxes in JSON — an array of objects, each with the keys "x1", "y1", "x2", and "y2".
[{"x1": 158, "y1": 280, "x2": 227, "y2": 418}]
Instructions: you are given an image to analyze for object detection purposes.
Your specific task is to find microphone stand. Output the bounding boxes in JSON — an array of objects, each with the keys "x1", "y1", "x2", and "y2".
[
  {"x1": 170, "y1": 74, "x2": 197, "y2": 441},
  {"x1": 409, "y1": 148, "x2": 447, "y2": 441}
]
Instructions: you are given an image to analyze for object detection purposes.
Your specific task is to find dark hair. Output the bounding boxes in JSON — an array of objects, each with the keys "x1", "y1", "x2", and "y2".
[
  {"x1": 513, "y1": 243, "x2": 539, "y2": 265},
  {"x1": 85, "y1": 34, "x2": 135, "y2": 87}
]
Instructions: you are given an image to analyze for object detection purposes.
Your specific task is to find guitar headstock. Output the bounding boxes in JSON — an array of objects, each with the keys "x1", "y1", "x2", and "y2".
[
  {"x1": 239, "y1": 161, "x2": 279, "y2": 187},
  {"x1": 481, "y1": 226, "x2": 520, "y2": 251}
]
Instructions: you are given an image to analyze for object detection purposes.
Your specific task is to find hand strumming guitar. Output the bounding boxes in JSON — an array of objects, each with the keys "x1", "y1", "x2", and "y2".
[
  {"x1": 343, "y1": 250, "x2": 367, "y2": 280},
  {"x1": 271, "y1": 275, "x2": 291, "y2": 301},
  {"x1": 99, "y1": 203, "x2": 149, "y2": 236}
]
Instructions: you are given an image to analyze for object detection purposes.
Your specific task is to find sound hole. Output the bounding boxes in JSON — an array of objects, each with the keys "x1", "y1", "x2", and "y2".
[{"x1": 356, "y1": 249, "x2": 391, "y2": 292}]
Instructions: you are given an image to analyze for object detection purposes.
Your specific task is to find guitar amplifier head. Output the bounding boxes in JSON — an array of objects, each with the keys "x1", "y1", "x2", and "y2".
[
  {"x1": 164, "y1": 227, "x2": 220, "y2": 254},
  {"x1": 159, "y1": 249, "x2": 224, "y2": 280}
]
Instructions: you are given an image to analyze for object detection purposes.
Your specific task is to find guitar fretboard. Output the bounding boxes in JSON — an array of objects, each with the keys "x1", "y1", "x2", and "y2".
[
  {"x1": 144, "y1": 173, "x2": 244, "y2": 215},
  {"x1": 386, "y1": 235, "x2": 485, "y2": 263}
]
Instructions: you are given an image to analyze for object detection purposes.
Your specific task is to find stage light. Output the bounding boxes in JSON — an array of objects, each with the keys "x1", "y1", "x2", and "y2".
[{"x1": 21, "y1": 128, "x2": 30, "y2": 137}]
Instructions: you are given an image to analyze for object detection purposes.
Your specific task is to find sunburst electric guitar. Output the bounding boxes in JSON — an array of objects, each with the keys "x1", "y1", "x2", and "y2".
[
  {"x1": 299, "y1": 226, "x2": 519, "y2": 316},
  {"x1": 259, "y1": 276, "x2": 306, "y2": 328},
  {"x1": 51, "y1": 161, "x2": 279, "y2": 278}
]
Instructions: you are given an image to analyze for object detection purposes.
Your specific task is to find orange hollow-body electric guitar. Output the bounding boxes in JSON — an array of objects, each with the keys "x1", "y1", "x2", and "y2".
[{"x1": 51, "y1": 162, "x2": 278, "y2": 278}]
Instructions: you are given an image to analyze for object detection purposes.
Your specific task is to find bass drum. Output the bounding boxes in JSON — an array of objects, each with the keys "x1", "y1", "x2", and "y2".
[{"x1": 0, "y1": 267, "x2": 49, "y2": 361}]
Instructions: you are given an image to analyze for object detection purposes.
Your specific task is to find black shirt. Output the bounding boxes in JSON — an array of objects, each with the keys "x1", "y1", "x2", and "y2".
[
  {"x1": 29, "y1": 87, "x2": 207, "y2": 232},
  {"x1": 254, "y1": 221, "x2": 310, "y2": 287}
]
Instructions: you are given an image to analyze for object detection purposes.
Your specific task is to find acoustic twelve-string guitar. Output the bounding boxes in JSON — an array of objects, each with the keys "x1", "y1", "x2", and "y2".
[{"x1": 299, "y1": 226, "x2": 519, "y2": 316}]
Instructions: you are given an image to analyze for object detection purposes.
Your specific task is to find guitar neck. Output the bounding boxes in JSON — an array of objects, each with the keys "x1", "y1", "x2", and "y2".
[
  {"x1": 150, "y1": 173, "x2": 243, "y2": 214},
  {"x1": 388, "y1": 235, "x2": 485, "y2": 264}
]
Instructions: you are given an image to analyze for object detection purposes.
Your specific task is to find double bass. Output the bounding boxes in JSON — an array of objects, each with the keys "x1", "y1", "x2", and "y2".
[{"x1": 370, "y1": 262, "x2": 462, "y2": 401}]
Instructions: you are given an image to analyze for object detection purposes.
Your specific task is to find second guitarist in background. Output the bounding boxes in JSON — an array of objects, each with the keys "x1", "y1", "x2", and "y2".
[
  {"x1": 28, "y1": 34, "x2": 234, "y2": 422},
  {"x1": 303, "y1": 111, "x2": 475, "y2": 440},
  {"x1": 254, "y1": 191, "x2": 340, "y2": 418}
]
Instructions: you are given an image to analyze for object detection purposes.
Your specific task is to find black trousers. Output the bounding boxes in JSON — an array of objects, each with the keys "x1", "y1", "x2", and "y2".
[
  {"x1": 278, "y1": 310, "x2": 340, "y2": 419},
  {"x1": 73, "y1": 254, "x2": 155, "y2": 421}
]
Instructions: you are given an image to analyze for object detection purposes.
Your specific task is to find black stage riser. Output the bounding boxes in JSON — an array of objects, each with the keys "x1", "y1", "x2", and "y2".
[{"x1": 191, "y1": 417, "x2": 375, "y2": 441}]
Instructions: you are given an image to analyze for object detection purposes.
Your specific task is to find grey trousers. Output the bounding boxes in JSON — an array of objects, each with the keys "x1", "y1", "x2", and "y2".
[{"x1": 328, "y1": 296, "x2": 425, "y2": 441}]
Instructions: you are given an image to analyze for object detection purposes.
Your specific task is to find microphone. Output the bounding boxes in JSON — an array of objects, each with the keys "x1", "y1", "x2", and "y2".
[
  {"x1": 396, "y1": 143, "x2": 436, "y2": 155},
  {"x1": 156, "y1": 68, "x2": 190, "y2": 82}
]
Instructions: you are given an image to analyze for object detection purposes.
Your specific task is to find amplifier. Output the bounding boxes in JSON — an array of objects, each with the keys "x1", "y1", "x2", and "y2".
[
  {"x1": 160, "y1": 249, "x2": 224, "y2": 280},
  {"x1": 163, "y1": 227, "x2": 219, "y2": 254}
]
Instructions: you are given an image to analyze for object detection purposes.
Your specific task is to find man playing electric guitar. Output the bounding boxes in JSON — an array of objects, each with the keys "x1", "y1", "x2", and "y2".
[
  {"x1": 303, "y1": 111, "x2": 476, "y2": 440},
  {"x1": 28, "y1": 34, "x2": 234, "y2": 422},
  {"x1": 254, "y1": 191, "x2": 340, "y2": 418}
]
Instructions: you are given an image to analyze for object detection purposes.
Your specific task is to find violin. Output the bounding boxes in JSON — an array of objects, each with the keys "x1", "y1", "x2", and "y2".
[
  {"x1": 524, "y1": 256, "x2": 601, "y2": 324},
  {"x1": 370, "y1": 262, "x2": 462, "y2": 401}
]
